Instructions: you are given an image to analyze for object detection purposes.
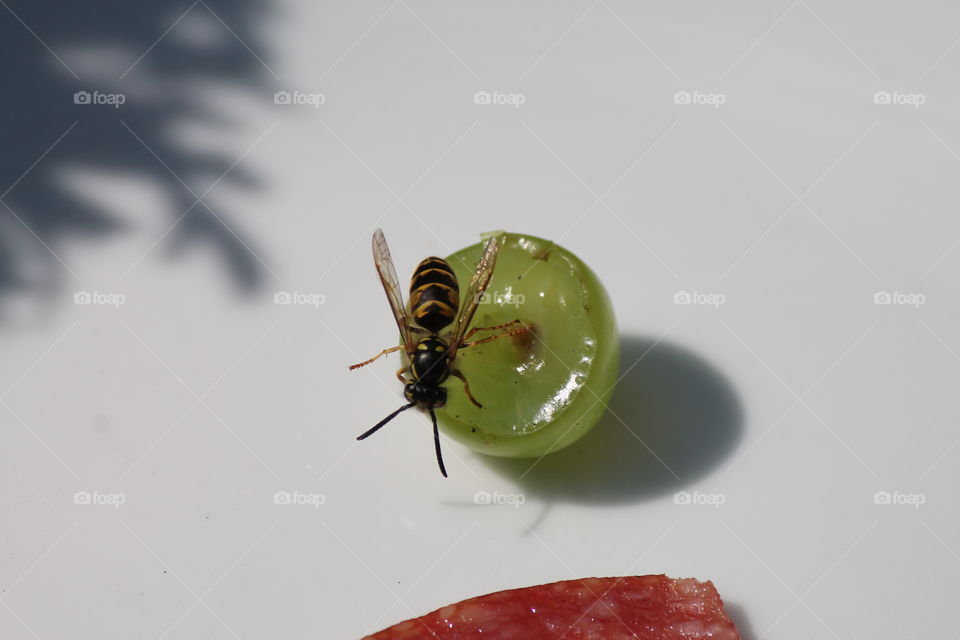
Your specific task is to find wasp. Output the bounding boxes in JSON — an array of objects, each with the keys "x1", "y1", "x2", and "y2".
[{"x1": 349, "y1": 229, "x2": 528, "y2": 477}]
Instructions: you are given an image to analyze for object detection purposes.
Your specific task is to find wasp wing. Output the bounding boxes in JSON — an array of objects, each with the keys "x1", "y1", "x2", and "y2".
[
  {"x1": 447, "y1": 235, "x2": 499, "y2": 359},
  {"x1": 372, "y1": 228, "x2": 414, "y2": 354}
]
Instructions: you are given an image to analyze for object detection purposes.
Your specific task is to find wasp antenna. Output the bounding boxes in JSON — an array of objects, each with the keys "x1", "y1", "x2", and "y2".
[
  {"x1": 430, "y1": 408, "x2": 448, "y2": 478},
  {"x1": 357, "y1": 402, "x2": 415, "y2": 441}
]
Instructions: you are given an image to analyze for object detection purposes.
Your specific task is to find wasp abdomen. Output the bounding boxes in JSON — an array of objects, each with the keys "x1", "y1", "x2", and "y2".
[{"x1": 409, "y1": 257, "x2": 459, "y2": 333}]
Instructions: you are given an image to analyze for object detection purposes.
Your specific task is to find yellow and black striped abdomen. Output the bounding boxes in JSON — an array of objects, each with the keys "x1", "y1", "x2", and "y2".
[{"x1": 409, "y1": 257, "x2": 459, "y2": 333}]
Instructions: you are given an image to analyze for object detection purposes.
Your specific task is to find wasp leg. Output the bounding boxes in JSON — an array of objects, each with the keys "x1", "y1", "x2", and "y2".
[
  {"x1": 459, "y1": 324, "x2": 531, "y2": 350},
  {"x1": 462, "y1": 318, "x2": 523, "y2": 341},
  {"x1": 395, "y1": 367, "x2": 408, "y2": 384},
  {"x1": 349, "y1": 345, "x2": 403, "y2": 370},
  {"x1": 450, "y1": 368, "x2": 483, "y2": 409}
]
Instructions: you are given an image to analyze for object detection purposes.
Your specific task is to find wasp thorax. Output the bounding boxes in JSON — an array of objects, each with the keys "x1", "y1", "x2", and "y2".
[{"x1": 410, "y1": 337, "x2": 450, "y2": 387}]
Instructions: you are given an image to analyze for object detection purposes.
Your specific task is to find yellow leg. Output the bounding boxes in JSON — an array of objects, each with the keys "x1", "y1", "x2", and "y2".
[
  {"x1": 349, "y1": 345, "x2": 403, "y2": 370},
  {"x1": 450, "y1": 368, "x2": 483, "y2": 408},
  {"x1": 459, "y1": 324, "x2": 531, "y2": 350},
  {"x1": 463, "y1": 318, "x2": 523, "y2": 341}
]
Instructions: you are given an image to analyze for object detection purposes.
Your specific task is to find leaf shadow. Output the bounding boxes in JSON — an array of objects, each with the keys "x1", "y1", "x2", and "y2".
[{"x1": 0, "y1": 0, "x2": 274, "y2": 321}]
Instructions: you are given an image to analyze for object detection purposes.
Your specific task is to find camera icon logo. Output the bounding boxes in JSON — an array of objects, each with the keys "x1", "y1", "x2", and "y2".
[
  {"x1": 873, "y1": 290, "x2": 892, "y2": 305},
  {"x1": 473, "y1": 91, "x2": 491, "y2": 105},
  {"x1": 74, "y1": 291, "x2": 92, "y2": 305},
  {"x1": 274, "y1": 290, "x2": 292, "y2": 305},
  {"x1": 274, "y1": 91, "x2": 292, "y2": 105},
  {"x1": 73, "y1": 490, "x2": 92, "y2": 505},
  {"x1": 74, "y1": 91, "x2": 92, "y2": 105},
  {"x1": 873, "y1": 91, "x2": 891, "y2": 105},
  {"x1": 273, "y1": 490, "x2": 292, "y2": 505},
  {"x1": 673, "y1": 91, "x2": 692, "y2": 105},
  {"x1": 473, "y1": 490, "x2": 491, "y2": 505},
  {"x1": 873, "y1": 491, "x2": 891, "y2": 505},
  {"x1": 673, "y1": 290, "x2": 691, "y2": 305},
  {"x1": 673, "y1": 491, "x2": 692, "y2": 505}
]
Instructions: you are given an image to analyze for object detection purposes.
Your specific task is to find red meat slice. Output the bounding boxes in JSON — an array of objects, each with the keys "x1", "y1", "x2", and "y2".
[{"x1": 365, "y1": 575, "x2": 740, "y2": 639}]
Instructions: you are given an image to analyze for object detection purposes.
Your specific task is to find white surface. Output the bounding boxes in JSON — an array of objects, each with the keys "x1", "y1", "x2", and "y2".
[{"x1": 2, "y1": 2, "x2": 959, "y2": 638}]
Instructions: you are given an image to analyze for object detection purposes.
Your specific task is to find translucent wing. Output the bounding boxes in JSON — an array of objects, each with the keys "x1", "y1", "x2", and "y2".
[
  {"x1": 372, "y1": 228, "x2": 414, "y2": 354},
  {"x1": 447, "y1": 235, "x2": 499, "y2": 359}
]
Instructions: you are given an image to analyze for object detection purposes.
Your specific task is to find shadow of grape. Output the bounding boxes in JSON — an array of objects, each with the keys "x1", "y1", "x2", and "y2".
[{"x1": 480, "y1": 334, "x2": 743, "y2": 504}]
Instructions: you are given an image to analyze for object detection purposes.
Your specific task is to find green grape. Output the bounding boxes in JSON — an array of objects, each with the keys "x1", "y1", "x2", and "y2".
[{"x1": 438, "y1": 232, "x2": 619, "y2": 458}]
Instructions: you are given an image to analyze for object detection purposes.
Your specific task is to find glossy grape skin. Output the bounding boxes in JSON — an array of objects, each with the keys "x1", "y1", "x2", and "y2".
[{"x1": 437, "y1": 232, "x2": 618, "y2": 458}]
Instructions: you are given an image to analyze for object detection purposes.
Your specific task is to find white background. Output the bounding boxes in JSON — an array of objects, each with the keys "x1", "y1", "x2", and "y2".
[{"x1": 1, "y1": 1, "x2": 959, "y2": 638}]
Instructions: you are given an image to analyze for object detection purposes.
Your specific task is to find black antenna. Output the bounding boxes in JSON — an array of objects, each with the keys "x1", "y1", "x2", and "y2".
[
  {"x1": 430, "y1": 408, "x2": 447, "y2": 477},
  {"x1": 357, "y1": 402, "x2": 415, "y2": 440}
]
